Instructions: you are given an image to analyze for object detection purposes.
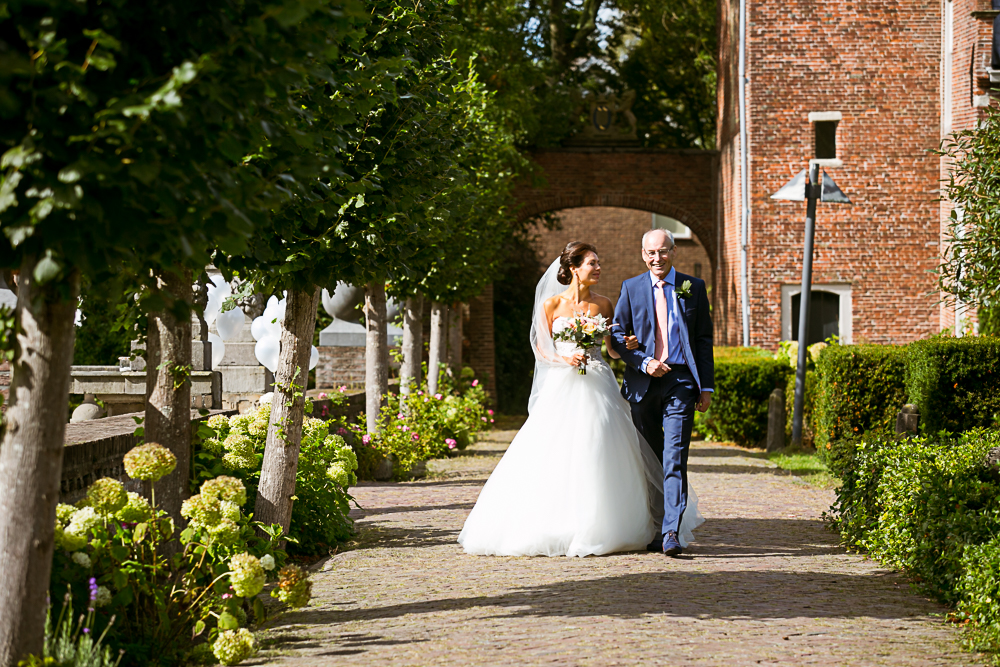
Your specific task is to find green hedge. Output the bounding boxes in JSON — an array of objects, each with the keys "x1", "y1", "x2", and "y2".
[
  {"x1": 697, "y1": 348, "x2": 791, "y2": 447},
  {"x1": 813, "y1": 344, "x2": 907, "y2": 470},
  {"x1": 906, "y1": 337, "x2": 1000, "y2": 434},
  {"x1": 832, "y1": 428, "x2": 1000, "y2": 656}
]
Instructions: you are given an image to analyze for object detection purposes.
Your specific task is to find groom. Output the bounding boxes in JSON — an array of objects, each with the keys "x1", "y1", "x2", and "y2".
[{"x1": 610, "y1": 228, "x2": 714, "y2": 557}]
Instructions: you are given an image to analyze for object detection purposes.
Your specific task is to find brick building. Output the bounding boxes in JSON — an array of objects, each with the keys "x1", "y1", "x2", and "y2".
[
  {"x1": 531, "y1": 207, "x2": 713, "y2": 303},
  {"x1": 716, "y1": 0, "x2": 997, "y2": 348}
]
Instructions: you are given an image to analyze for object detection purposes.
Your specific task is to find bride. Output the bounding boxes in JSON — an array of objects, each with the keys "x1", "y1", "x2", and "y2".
[{"x1": 458, "y1": 241, "x2": 703, "y2": 557}]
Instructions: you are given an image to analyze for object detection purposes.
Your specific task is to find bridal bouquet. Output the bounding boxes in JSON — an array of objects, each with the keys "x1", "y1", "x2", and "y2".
[{"x1": 552, "y1": 313, "x2": 612, "y2": 375}]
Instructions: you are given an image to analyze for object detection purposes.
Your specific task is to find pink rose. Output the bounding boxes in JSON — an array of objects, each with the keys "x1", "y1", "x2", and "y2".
[
  {"x1": 339, "y1": 385, "x2": 347, "y2": 392},
  {"x1": 362, "y1": 434, "x2": 372, "y2": 445},
  {"x1": 318, "y1": 392, "x2": 328, "y2": 399},
  {"x1": 411, "y1": 433, "x2": 420, "y2": 441},
  {"x1": 487, "y1": 409, "x2": 494, "y2": 415},
  {"x1": 471, "y1": 380, "x2": 479, "y2": 387},
  {"x1": 445, "y1": 438, "x2": 457, "y2": 449},
  {"x1": 397, "y1": 412, "x2": 404, "y2": 419},
  {"x1": 481, "y1": 417, "x2": 487, "y2": 422},
  {"x1": 434, "y1": 393, "x2": 443, "y2": 400}
]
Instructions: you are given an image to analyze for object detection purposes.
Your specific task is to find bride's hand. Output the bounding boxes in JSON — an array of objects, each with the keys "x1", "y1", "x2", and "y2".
[
  {"x1": 624, "y1": 335, "x2": 639, "y2": 350},
  {"x1": 565, "y1": 351, "x2": 587, "y2": 367}
]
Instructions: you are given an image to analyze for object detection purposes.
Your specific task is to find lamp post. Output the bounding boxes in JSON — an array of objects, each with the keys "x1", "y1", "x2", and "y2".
[{"x1": 771, "y1": 162, "x2": 850, "y2": 448}]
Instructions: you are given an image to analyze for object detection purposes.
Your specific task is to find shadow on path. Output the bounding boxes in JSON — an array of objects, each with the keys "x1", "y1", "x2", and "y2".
[
  {"x1": 341, "y1": 518, "x2": 844, "y2": 557},
  {"x1": 281, "y1": 567, "x2": 928, "y2": 630}
]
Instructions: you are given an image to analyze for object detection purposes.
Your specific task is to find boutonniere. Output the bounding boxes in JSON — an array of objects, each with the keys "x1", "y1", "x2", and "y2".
[{"x1": 676, "y1": 280, "x2": 693, "y2": 300}]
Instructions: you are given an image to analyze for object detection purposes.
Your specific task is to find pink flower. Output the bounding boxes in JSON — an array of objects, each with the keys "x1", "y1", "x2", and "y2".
[
  {"x1": 362, "y1": 434, "x2": 372, "y2": 445},
  {"x1": 339, "y1": 385, "x2": 347, "y2": 392},
  {"x1": 487, "y1": 409, "x2": 494, "y2": 415},
  {"x1": 423, "y1": 398, "x2": 429, "y2": 403},
  {"x1": 471, "y1": 380, "x2": 479, "y2": 387},
  {"x1": 481, "y1": 417, "x2": 487, "y2": 422},
  {"x1": 222, "y1": 593, "x2": 233, "y2": 600},
  {"x1": 445, "y1": 438, "x2": 457, "y2": 449},
  {"x1": 318, "y1": 392, "x2": 328, "y2": 399},
  {"x1": 397, "y1": 412, "x2": 404, "y2": 419},
  {"x1": 411, "y1": 433, "x2": 420, "y2": 441},
  {"x1": 337, "y1": 428, "x2": 348, "y2": 436},
  {"x1": 402, "y1": 425, "x2": 409, "y2": 431},
  {"x1": 417, "y1": 391, "x2": 423, "y2": 396},
  {"x1": 490, "y1": 419, "x2": 495, "y2": 423},
  {"x1": 434, "y1": 393, "x2": 443, "y2": 400}
]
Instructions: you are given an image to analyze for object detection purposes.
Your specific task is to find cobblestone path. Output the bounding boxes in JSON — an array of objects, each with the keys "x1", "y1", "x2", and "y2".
[{"x1": 257, "y1": 428, "x2": 980, "y2": 666}]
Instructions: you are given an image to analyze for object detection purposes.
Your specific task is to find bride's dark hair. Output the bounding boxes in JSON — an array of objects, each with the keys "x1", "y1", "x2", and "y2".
[{"x1": 557, "y1": 241, "x2": 598, "y2": 285}]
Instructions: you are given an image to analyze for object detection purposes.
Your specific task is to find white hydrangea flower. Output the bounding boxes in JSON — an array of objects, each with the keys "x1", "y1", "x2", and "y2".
[
  {"x1": 260, "y1": 554, "x2": 276, "y2": 571},
  {"x1": 94, "y1": 586, "x2": 112, "y2": 607},
  {"x1": 71, "y1": 551, "x2": 92, "y2": 568}
]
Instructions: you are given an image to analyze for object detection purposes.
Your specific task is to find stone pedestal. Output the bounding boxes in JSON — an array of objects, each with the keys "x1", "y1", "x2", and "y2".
[
  {"x1": 210, "y1": 311, "x2": 274, "y2": 412},
  {"x1": 766, "y1": 388, "x2": 786, "y2": 452}
]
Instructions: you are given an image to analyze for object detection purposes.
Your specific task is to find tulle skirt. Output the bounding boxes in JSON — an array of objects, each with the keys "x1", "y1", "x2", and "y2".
[{"x1": 458, "y1": 358, "x2": 703, "y2": 557}]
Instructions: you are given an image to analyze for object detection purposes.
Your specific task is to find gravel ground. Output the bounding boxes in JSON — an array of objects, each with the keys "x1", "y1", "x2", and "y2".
[{"x1": 255, "y1": 427, "x2": 982, "y2": 666}]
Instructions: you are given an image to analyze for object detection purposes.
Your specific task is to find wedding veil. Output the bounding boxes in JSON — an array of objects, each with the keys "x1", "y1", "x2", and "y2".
[{"x1": 528, "y1": 258, "x2": 571, "y2": 413}]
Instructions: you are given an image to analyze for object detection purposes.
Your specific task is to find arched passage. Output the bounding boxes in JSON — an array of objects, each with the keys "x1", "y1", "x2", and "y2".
[{"x1": 514, "y1": 148, "x2": 718, "y2": 269}]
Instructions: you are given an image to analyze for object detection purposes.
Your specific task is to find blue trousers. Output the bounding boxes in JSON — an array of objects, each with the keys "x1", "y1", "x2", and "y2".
[{"x1": 628, "y1": 367, "x2": 698, "y2": 536}]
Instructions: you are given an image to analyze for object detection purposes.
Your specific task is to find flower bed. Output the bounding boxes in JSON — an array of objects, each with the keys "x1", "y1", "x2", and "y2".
[
  {"x1": 198, "y1": 398, "x2": 359, "y2": 556},
  {"x1": 47, "y1": 443, "x2": 311, "y2": 667},
  {"x1": 348, "y1": 372, "x2": 492, "y2": 481}
]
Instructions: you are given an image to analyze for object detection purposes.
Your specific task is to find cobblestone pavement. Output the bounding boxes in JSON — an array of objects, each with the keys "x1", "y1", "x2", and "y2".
[{"x1": 257, "y1": 428, "x2": 981, "y2": 666}]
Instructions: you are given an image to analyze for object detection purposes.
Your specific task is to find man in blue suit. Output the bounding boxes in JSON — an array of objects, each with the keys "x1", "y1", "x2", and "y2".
[{"x1": 610, "y1": 228, "x2": 715, "y2": 557}]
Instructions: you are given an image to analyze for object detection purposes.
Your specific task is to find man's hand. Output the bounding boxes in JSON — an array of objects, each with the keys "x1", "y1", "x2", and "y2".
[
  {"x1": 645, "y1": 359, "x2": 670, "y2": 377},
  {"x1": 695, "y1": 391, "x2": 712, "y2": 413},
  {"x1": 624, "y1": 335, "x2": 639, "y2": 350}
]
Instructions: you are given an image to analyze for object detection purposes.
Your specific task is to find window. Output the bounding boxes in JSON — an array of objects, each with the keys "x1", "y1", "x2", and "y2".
[
  {"x1": 651, "y1": 213, "x2": 692, "y2": 240},
  {"x1": 781, "y1": 284, "x2": 852, "y2": 344},
  {"x1": 814, "y1": 121, "x2": 837, "y2": 160},
  {"x1": 791, "y1": 291, "x2": 840, "y2": 345}
]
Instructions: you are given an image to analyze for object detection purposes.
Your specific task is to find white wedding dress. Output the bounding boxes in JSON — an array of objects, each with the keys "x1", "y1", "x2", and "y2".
[{"x1": 459, "y1": 262, "x2": 704, "y2": 558}]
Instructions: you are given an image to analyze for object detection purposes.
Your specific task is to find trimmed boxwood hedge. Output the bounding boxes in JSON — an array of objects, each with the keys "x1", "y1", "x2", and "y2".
[
  {"x1": 814, "y1": 344, "x2": 907, "y2": 462},
  {"x1": 906, "y1": 337, "x2": 1000, "y2": 434},
  {"x1": 831, "y1": 428, "x2": 1000, "y2": 655},
  {"x1": 697, "y1": 348, "x2": 791, "y2": 447}
]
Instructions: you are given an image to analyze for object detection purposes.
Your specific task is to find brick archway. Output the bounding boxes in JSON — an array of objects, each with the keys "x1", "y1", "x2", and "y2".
[{"x1": 515, "y1": 147, "x2": 719, "y2": 266}]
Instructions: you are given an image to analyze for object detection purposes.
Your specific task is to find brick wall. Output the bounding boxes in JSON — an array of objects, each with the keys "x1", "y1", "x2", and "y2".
[
  {"x1": 316, "y1": 345, "x2": 366, "y2": 390},
  {"x1": 718, "y1": 0, "x2": 947, "y2": 349},
  {"x1": 516, "y1": 148, "x2": 718, "y2": 268},
  {"x1": 465, "y1": 285, "x2": 497, "y2": 405},
  {"x1": 530, "y1": 207, "x2": 713, "y2": 307}
]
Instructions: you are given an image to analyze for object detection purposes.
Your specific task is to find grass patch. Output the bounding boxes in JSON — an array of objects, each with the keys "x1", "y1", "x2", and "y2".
[{"x1": 763, "y1": 450, "x2": 840, "y2": 489}]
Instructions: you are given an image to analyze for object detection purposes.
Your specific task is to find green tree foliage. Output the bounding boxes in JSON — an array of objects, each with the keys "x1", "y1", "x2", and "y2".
[
  {"x1": 613, "y1": 0, "x2": 717, "y2": 148},
  {"x1": 940, "y1": 107, "x2": 1000, "y2": 311},
  {"x1": 450, "y1": 0, "x2": 717, "y2": 149}
]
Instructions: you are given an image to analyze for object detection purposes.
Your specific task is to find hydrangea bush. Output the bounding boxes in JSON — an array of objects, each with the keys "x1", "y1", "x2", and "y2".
[
  {"x1": 49, "y1": 442, "x2": 312, "y2": 667},
  {"x1": 197, "y1": 398, "x2": 359, "y2": 555}
]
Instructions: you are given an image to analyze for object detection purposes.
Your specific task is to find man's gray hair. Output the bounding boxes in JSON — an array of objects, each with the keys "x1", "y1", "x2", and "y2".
[{"x1": 642, "y1": 228, "x2": 675, "y2": 248}]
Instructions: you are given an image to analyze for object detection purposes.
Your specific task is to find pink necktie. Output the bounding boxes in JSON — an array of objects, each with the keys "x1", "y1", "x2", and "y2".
[{"x1": 654, "y1": 280, "x2": 670, "y2": 362}]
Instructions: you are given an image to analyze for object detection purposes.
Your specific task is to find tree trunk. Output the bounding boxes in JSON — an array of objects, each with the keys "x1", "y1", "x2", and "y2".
[
  {"x1": 447, "y1": 302, "x2": 463, "y2": 377},
  {"x1": 145, "y1": 270, "x2": 193, "y2": 522},
  {"x1": 400, "y1": 294, "x2": 424, "y2": 396},
  {"x1": 254, "y1": 286, "x2": 321, "y2": 535},
  {"x1": 364, "y1": 282, "x2": 389, "y2": 433},
  {"x1": 427, "y1": 301, "x2": 447, "y2": 396},
  {"x1": 0, "y1": 259, "x2": 79, "y2": 666}
]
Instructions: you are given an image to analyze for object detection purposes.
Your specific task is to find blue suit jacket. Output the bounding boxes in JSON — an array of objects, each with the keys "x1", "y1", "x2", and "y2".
[{"x1": 610, "y1": 271, "x2": 715, "y2": 404}]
